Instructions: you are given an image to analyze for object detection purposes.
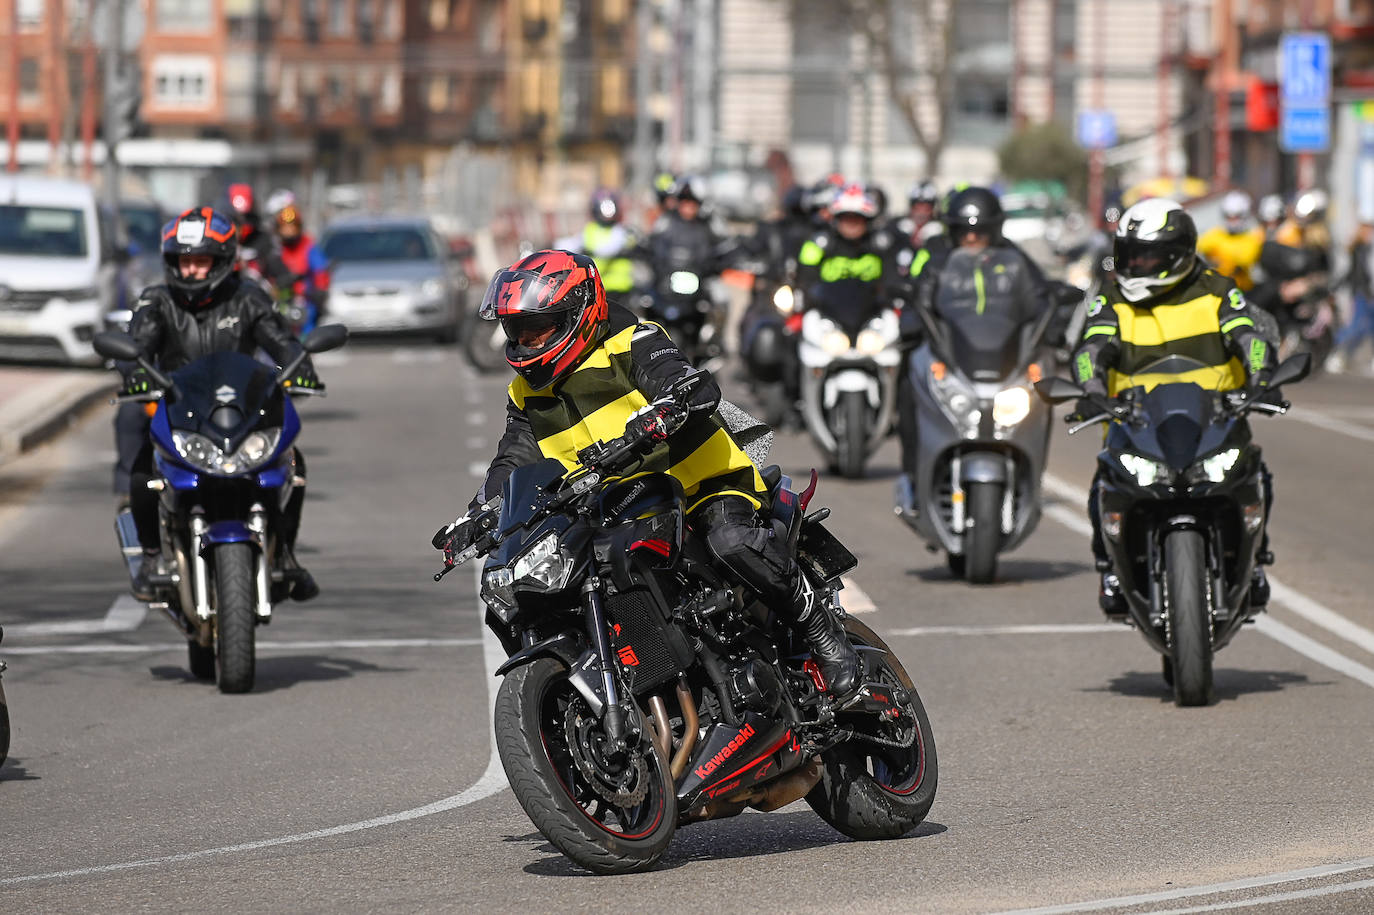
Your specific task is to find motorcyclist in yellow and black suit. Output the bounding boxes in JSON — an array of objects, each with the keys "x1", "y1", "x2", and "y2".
[
  {"x1": 434, "y1": 250, "x2": 860, "y2": 695},
  {"x1": 1072, "y1": 198, "x2": 1277, "y2": 615}
]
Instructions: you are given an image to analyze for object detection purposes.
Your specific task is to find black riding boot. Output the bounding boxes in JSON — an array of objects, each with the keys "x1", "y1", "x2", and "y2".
[{"x1": 790, "y1": 576, "x2": 860, "y2": 698}]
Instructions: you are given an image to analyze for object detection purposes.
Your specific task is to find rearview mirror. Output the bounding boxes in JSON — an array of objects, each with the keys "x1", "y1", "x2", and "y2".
[
  {"x1": 302, "y1": 323, "x2": 349, "y2": 353},
  {"x1": 1268, "y1": 352, "x2": 1311, "y2": 389},
  {"x1": 1034, "y1": 376, "x2": 1084, "y2": 404},
  {"x1": 92, "y1": 331, "x2": 142, "y2": 362}
]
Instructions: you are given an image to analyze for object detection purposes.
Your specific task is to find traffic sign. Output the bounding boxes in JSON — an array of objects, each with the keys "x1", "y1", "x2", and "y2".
[
  {"x1": 1280, "y1": 33, "x2": 1331, "y2": 107},
  {"x1": 1076, "y1": 110, "x2": 1117, "y2": 150},
  {"x1": 1280, "y1": 107, "x2": 1330, "y2": 153}
]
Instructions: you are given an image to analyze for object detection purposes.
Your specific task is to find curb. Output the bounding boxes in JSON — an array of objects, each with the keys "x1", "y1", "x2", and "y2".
[{"x1": 0, "y1": 374, "x2": 116, "y2": 465}]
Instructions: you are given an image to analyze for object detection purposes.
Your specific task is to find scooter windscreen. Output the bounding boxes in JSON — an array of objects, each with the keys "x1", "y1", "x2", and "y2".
[
  {"x1": 166, "y1": 351, "x2": 285, "y2": 453},
  {"x1": 807, "y1": 279, "x2": 884, "y2": 340},
  {"x1": 943, "y1": 312, "x2": 1021, "y2": 382}
]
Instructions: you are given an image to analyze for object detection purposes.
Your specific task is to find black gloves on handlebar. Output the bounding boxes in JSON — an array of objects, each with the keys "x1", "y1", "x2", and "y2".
[{"x1": 432, "y1": 515, "x2": 476, "y2": 561}]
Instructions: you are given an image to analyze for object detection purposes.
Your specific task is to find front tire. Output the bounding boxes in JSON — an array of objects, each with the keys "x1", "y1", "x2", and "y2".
[
  {"x1": 495, "y1": 658, "x2": 677, "y2": 874},
  {"x1": 0, "y1": 679, "x2": 9, "y2": 766},
  {"x1": 835, "y1": 391, "x2": 869, "y2": 479},
  {"x1": 465, "y1": 321, "x2": 508, "y2": 373},
  {"x1": 806, "y1": 618, "x2": 938, "y2": 839},
  {"x1": 213, "y1": 542, "x2": 257, "y2": 694},
  {"x1": 964, "y1": 482, "x2": 1002, "y2": 585},
  {"x1": 1165, "y1": 529, "x2": 1214, "y2": 706}
]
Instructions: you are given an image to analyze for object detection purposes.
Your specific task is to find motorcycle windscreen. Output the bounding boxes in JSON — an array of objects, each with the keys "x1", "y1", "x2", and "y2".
[
  {"x1": 806, "y1": 278, "x2": 883, "y2": 340},
  {"x1": 943, "y1": 312, "x2": 1021, "y2": 382},
  {"x1": 167, "y1": 351, "x2": 284, "y2": 451},
  {"x1": 1116, "y1": 357, "x2": 1228, "y2": 470},
  {"x1": 497, "y1": 459, "x2": 568, "y2": 532}
]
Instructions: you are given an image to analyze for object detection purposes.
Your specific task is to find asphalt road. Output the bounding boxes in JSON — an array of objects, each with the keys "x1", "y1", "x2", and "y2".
[{"x1": 2, "y1": 342, "x2": 1373, "y2": 914}]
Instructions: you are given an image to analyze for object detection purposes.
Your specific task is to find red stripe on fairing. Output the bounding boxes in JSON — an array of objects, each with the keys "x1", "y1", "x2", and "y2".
[{"x1": 630, "y1": 538, "x2": 672, "y2": 557}]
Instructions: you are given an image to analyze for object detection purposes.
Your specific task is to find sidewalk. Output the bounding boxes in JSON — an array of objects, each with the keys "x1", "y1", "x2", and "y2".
[{"x1": 0, "y1": 365, "x2": 115, "y2": 464}]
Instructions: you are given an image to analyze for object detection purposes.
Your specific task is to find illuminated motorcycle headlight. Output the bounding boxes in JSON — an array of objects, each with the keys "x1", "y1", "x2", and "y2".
[
  {"x1": 856, "y1": 328, "x2": 887, "y2": 355},
  {"x1": 821, "y1": 329, "x2": 851, "y2": 355},
  {"x1": 992, "y1": 387, "x2": 1032, "y2": 427},
  {"x1": 668, "y1": 271, "x2": 701, "y2": 295},
  {"x1": 482, "y1": 566, "x2": 517, "y2": 622},
  {"x1": 511, "y1": 533, "x2": 574, "y2": 592},
  {"x1": 1197, "y1": 448, "x2": 1240, "y2": 483},
  {"x1": 1119, "y1": 452, "x2": 1167, "y2": 486},
  {"x1": 772, "y1": 284, "x2": 795, "y2": 314},
  {"x1": 171, "y1": 428, "x2": 282, "y2": 475}
]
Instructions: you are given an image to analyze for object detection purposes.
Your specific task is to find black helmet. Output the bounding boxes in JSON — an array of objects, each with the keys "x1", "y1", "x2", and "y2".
[
  {"x1": 943, "y1": 186, "x2": 1004, "y2": 241},
  {"x1": 161, "y1": 207, "x2": 239, "y2": 310},
  {"x1": 908, "y1": 180, "x2": 940, "y2": 207},
  {"x1": 672, "y1": 175, "x2": 707, "y2": 205},
  {"x1": 1112, "y1": 198, "x2": 1198, "y2": 303}
]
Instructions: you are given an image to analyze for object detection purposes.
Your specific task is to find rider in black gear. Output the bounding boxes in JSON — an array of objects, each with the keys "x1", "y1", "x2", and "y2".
[{"x1": 125, "y1": 207, "x2": 321, "y2": 601}]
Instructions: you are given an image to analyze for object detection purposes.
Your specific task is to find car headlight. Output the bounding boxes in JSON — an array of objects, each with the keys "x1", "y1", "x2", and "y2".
[
  {"x1": 992, "y1": 386, "x2": 1031, "y2": 427},
  {"x1": 1118, "y1": 452, "x2": 1167, "y2": 487},
  {"x1": 772, "y1": 285, "x2": 795, "y2": 314},
  {"x1": 1193, "y1": 448, "x2": 1240, "y2": 483},
  {"x1": 419, "y1": 278, "x2": 446, "y2": 300},
  {"x1": 171, "y1": 428, "x2": 282, "y2": 474},
  {"x1": 930, "y1": 363, "x2": 980, "y2": 437},
  {"x1": 669, "y1": 271, "x2": 701, "y2": 295},
  {"x1": 511, "y1": 532, "x2": 574, "y2": 592}
]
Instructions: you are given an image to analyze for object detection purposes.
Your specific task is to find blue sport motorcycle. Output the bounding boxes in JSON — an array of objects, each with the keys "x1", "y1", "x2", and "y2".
[{"x1": 94, "y1": 325, "x2": 347, "y2": 693}]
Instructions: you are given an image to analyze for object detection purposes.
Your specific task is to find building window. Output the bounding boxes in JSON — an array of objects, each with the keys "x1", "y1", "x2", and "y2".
[
  {"x1": 428, "y1": 0, "x2": 448, "y2": 30},
  {"x1": 19, "y1": 58, "x2": 40, "y2": 103},
  {"x1": 17, "y1": 0, "x2": 43, "y2": 29},
  {"x1": 152, "y1": 54, "x2": 214, "y2": 108},
  {"x1": 279, "y1": 65, "x2": 298, "y2": 111},
  {"x1": 328, "y1": 0, "x2": 350, "y2": 36},
  {"x1": 155, "y1": 0, "x2": 214, "y2": 33},
  {"x1": 427, "y1": 75, "x2": 450, "y2": 113}
]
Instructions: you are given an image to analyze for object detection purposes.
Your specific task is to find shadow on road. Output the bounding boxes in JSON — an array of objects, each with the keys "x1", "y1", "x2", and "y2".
[
  {"x1": 1093, "y1": 667, "x2": 1328, "y2": 703},
  {"x1": 0, "y1": 757, "x2": 40, "y2": 782},
  {"x1": 907, "y1": 558, "x2": 1093, "y2": 585},
  {"x1": 149, "y1": 654, "x2": 409, "y2": 693},
  {"x1": 518, "y1": 811, "x2": 948, "y2": 877}
]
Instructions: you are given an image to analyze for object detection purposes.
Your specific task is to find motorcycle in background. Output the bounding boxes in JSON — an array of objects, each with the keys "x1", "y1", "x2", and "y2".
[
  {"x1": 94, "y1": 324, "x2": 348, "y2": 693},
  {"x1": 644, "y1": 257, "x2": 727, "y2": 371},
  {"x1": 895, "y1": 285, "x2": 1077, "y2": 583},
  {"x1": 1036, "y1": 353, "x2": 1311, "y2": 706},
  {"x1": 797, "y1": 279, "x2": 902, "y2": 478},
  {"x1": 739, "y1": 282, "x2": 804, "y2": 429}
]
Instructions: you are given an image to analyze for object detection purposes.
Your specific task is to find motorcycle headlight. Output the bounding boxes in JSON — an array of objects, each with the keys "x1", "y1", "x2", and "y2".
[
  {"x1": 171, "y1": 428, "x2": 282, "y2": 474},
  {"x1": 856, "y1": 328, "x2": 887, "y2": 355},
  {"x1": 1119, "y1": 452, "x2": 1167, "y2": 487},
  {"x1": 772, "y1": 285, "x2": 795, "y2": 314},
  {"x1": 992, "y1": 386, "x2": 1032, "y2": 427},
  {"x1": 482, "y1": 566, "x2": 517, "y2": 622},
  {"x1": 419, "y1": 278, "x2": 446, "y2": 300},
  {"x1": 1194, "y1": 448, "x2": 1240, "y2": 483},
  {"x1": 821, "y1": 329, "x2": 851, "y2": 355},
  {"x1": 930, "y1": 364, "x2": 980, "y2": 437},
  {"x1": 669, "y1": 271, "x2": 701, "y2": 295},
  {"x1": 511, "y1": 532, "x2": 574, "y2": 592}
]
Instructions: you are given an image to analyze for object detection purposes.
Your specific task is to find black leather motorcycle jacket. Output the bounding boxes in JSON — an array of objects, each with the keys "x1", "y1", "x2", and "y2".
[{"x1": 128, "y1": 274, "x2": 306, "y2": 374}]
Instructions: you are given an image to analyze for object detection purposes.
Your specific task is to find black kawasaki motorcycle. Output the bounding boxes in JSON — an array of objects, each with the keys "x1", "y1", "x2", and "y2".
[
  {"x1": 1037, "y1": 353, "x2": 1310, "y2": 706},
  {"x1": 435, "y1": 390, "x2": 937, "y2": 874}
]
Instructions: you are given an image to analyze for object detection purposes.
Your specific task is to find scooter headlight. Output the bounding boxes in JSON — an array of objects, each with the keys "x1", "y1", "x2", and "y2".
[
  {"x1": 992, "y1": 386, "x2": 1032, "y2": 427},
  {"x1": 1118, "y1": 452, "x2": 1167, "y2": 487},
  {"x1": 772, "y1": 284, "x2": 795, "y2": 314}
]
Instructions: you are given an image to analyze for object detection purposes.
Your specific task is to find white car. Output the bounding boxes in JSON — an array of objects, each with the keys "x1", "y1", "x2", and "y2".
[{"x1": 0, "y1": 176, "x2": 122, "y2": 364}]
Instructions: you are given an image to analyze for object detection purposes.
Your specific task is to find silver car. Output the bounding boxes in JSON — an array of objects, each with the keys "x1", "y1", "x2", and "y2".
[{"x1": 318, "y1": 216, "x2": 466, "y2": 343}]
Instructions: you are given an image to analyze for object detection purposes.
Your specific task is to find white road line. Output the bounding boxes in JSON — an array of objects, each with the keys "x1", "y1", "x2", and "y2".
[
  {"x1": 5, "y1": 637, "x2": 483, "y2": 656},
  {"x1": 840, "y1": 577, "x2": 876, "y2": 614},
  {"x1": 466, "y1": 412, "x2": 486, "y2": 424},
  {"x1": 311, "y1": 352, "x2": 349, "y2": 367},
  {"x1": 6, "y1": 596, "x2": 148, "y2": 637},
  {"x1": 0, "y1": 567, "x2": 507, "y2": 887},
  {"x1": 993, "y1": 855, "x2": 1374, "y2": 915},
  {"x1": 467, "y1": 460, "x2": 487, "y2": 477},
  {"x1": 1289, "y1": 407, "x2": 1374, "y2": 444},
  {"x1": 1144, "y1": 876, "x2": 1374, "y2": 914},
  {"x1": 1041, "y1": 472, "x2": 1374, "y2": 692},
  {"x1": 887, "y1": 623, "x2": 1124, "y2": 637}
]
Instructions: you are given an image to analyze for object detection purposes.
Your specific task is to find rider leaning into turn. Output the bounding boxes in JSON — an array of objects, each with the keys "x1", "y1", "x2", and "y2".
[
  {"x1": 123, "y1": 207, "x2": 322, "y2": 601},
  {"x1": 434, "y1": 250, "x2": 861, "y2": 696},
  {"x1": 1071, "y1": 198, "x2": 1277, "y2": 617}
]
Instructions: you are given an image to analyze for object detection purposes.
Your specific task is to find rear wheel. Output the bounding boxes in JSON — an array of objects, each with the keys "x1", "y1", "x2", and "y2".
[
  {"x1": 1165, "y1": 529, "x2": 1214, "y2": 707},
  {"x1": 495, "y1": 658, "x2": 677, "y2": 874},
  {"x1": 834, "y1": 391, "x2": 870, "y2": 479},
  {"x1": 213, "y1": 543, "x2": 257, "y2": 694},
  {"x1": 806, "y1": 618, "x2": 938, "y2": 839},
  {"x1": 465, "y1": 321, "x2": 508, "y2": 373},
  {"x1": 964, "y1": 482, "x2": 1003, "y2": 585}
]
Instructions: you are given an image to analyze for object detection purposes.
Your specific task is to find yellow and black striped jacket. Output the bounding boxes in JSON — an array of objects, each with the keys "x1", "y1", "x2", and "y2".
[
  {"x1": 473, "y1": 307, "x2": 766, "y2": 514},
  {"x1": 1073, "y1": 267, "x2": 1274, "y2": 396}
]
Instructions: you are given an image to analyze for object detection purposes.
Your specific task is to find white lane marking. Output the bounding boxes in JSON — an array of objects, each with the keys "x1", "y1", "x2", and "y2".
[
  {"x1": 1143, "y1": 876, "x2": 1374, "y2": 914},
  {"x1": 467, "y1": 461, "x2": 487, "y2": 477},
  {"x1": 312, "y1": 352, "x2": 349, "y2": 367},
  {"x1": 469, "y1": 437, "x2": 488, "y2": 450},
  {"x1": 467, "y1": 412, "x2": 486, "y2": 425},
  {"x1": 1289, "y1": 407, "x2": 1374, "y2": 444},
  {"x1": 0, "y1": 566, "x2": 508, "y2": 887},
  {"x1": 1041, "y1": 472, "x2": 1374, "y2": 692},
  {"x1": 992, "y1": 855, "x2": 1374, "y2": 914},
  {"x1": 1042, "y1": 502, "x2": 1094, "y2": 538},
  {"x1": 887, "y1": 623, "x2": 1124, "y2": 637},
  {"x1": 5, "y1": 637, "x2": 483, "y2": 656},
  {"x1": 840, "y1": 577, "x2": 875, "y2": 614},
  {"x1": 6, "y1": 596, "x2": 148, "y2": 637}
]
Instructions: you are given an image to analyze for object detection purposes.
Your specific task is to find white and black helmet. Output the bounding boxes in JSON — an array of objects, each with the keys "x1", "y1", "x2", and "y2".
[{"x1": 1112, "y1": 198, "x2": 1197, "y2": 303}]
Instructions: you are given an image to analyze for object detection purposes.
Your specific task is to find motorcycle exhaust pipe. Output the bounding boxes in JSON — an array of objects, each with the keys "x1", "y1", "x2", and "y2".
[
  {"x1": 670, "y1": 678, "x2": 700, "y2": 781},
  {"x1": 114, "y1": 508, "x2": 143, "y2": 581},
  {"x1": 647, "y1": 694, "x2": 673, "y2": 764},
  {"x1": 749, "y1": 756, "x2": 824, "y2": 812}
]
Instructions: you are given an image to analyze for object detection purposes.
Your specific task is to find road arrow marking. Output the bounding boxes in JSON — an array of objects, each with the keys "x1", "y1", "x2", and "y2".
[{"x1": 5, "y1": 596, "x2": 147, "y2": 638}]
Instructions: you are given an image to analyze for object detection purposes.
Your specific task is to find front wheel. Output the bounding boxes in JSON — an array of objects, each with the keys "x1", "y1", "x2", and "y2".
[
  {"x1": 834, "y1": 390, "x2": 870, "y2": 479},
  {"x1": 465, "y1": 321, "x2": 508, "y2": 373},
  {"x1": 806, "y1": 618, "x2": 938, "y2": 839},
  {"x1": 495, "y1": 658, "x2": 677, "y2": 874},
  {"x1": 964, "y1": 482, "x2": 1003, "y2": 585},
  {"x1": 1165, "y1": 529, "x2": 1214, "y2": 706},
  {"x1": 213, "y1": 542, "x2": 257, "y2": 694}
]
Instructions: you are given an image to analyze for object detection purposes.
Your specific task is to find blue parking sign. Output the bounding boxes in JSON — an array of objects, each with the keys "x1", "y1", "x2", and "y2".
[
  {"x1": 1280, "y1": 33, "x2": 1331, "y2": 107},
  {"x1": 1076, "y1": 110, "x2": 1117, "y2": 150},
  {"x1": 1281, "y1": 107, "x2": 1330, "y2": 153}
]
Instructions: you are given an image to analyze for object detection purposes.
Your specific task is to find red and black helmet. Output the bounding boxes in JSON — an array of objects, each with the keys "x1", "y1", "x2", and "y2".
[
  {"x1": 479, "y1": 250, "x2": 609, "y2": 390},
  {"x1": 160, "y1": 207, "x2": 239, "y2": 310}
]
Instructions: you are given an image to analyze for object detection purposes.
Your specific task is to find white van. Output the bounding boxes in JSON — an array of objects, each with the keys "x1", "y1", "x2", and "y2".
[{"x1": 0, "y1": 176, "x2": 123, "y2": 364}]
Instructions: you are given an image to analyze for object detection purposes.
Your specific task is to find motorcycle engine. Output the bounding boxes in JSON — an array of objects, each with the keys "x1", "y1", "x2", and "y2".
[{"x1": 727, "y1": 659, "x2": 783, "y2": 715}]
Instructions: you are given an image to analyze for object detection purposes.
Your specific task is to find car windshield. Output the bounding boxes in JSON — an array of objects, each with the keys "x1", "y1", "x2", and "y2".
[
  {"x1": 120, "y1": 205, "x2": 164, "y2": 252},
  {"x1": 0, "y1": 205, "x2": 88, "y2": 257},
  {"x1": 322, "y1": 227, "x2": 435, "y2": 262}
]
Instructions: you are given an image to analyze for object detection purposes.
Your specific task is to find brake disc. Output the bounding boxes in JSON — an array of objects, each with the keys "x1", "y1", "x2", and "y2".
[{"x1": 564, "y1": 704, "x2": 650, "y2": 808}]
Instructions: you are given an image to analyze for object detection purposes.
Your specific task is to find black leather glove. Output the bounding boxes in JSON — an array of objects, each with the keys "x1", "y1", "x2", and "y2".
[
  {"x1": 630, "y1": 402, "x2": 686, "y2": 445},
  {"x1": 432, "y1": 515, "x2": 476, "y2": 559},
  {"x1": 122, "y1": 367, "x2": 152, "y2": 396}
]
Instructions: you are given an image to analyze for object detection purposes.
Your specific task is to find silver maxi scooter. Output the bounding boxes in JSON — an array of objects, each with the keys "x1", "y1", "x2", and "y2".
[{"x1": 895, "y1": 293, "x2": 1067, "y2": 583}]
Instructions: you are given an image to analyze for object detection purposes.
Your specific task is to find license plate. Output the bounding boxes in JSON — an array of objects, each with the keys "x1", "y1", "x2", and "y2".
[{"x1": 0, "y1": 315, "x2": 34, "y2": 336}]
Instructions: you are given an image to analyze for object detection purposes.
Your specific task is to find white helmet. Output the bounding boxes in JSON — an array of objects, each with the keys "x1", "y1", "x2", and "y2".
[
  {"x1": 1112, "y1": 198, "x2": 1198, "y2": 304},
  {"x1": 1294, "y1": 188, "x2": 1328, "y2": 221},
  {"x1": 1221, "y1": 189, "x2": 1252, "y2": 220},
  {"x1": 265, "y1": 188, "x2": 297, "y2": 217},
  {"x1": 1258, "y1": 194, "x2": 1285, "y2": 224}
]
